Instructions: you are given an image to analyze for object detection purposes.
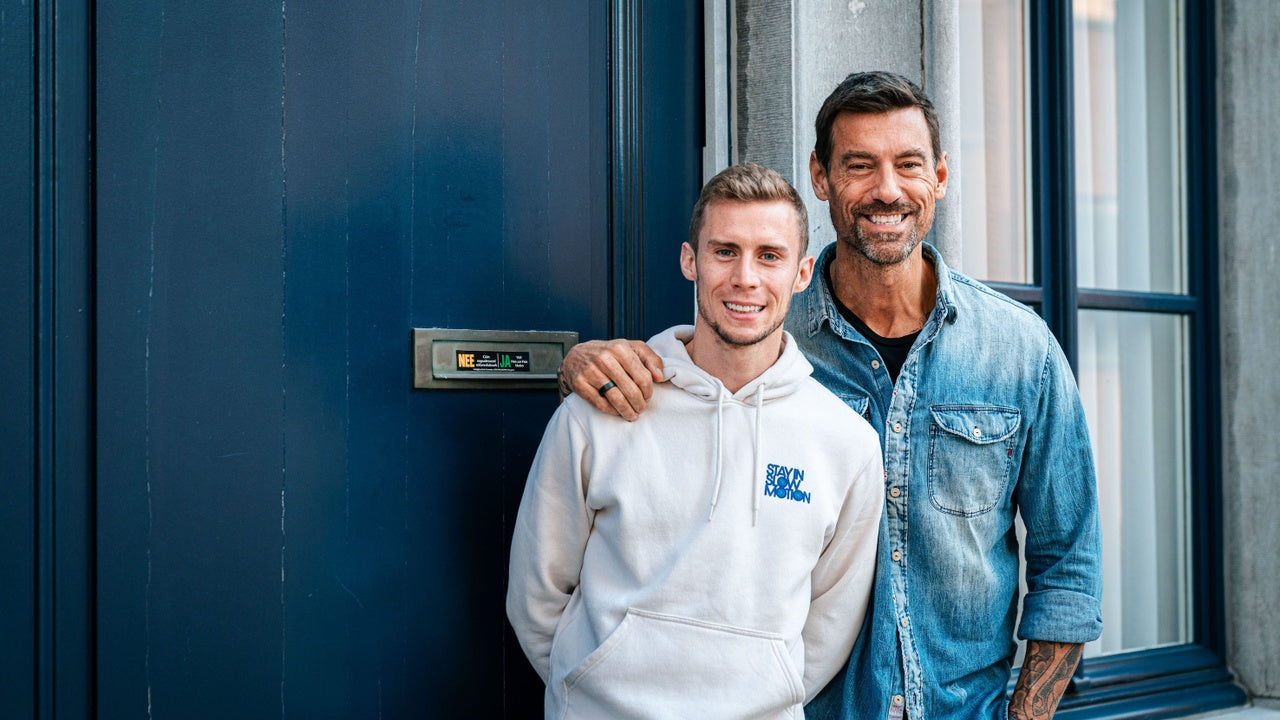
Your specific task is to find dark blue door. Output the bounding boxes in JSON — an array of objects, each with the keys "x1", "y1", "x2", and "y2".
[{"x1": 4, "y1": 1, "x2": 701, "y2": 717}]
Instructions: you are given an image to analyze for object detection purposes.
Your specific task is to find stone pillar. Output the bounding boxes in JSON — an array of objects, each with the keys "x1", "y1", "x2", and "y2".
[{"x1": 1219, "y1": 0, "x2": 1280, "y2": 704}]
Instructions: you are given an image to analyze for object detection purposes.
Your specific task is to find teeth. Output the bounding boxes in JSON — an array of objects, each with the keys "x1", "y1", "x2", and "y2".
[
  {"x1": 868, "y1": 214, "x2": 906, "y2": 224},
  {"x1": 726, "y1": 302, "x2": 763, "y2": 312}
]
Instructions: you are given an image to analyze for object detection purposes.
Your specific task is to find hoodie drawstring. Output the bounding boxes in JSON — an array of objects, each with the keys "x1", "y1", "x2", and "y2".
[
  {"x1": 751, "y1": 384, "x2": 765, "y2": 527},
  {"x1": 707, "y1": 389, "x2": 725, "y2": 521},
  {"x1": 707, "y1": 382, "x2": 768, "y2": 527}
]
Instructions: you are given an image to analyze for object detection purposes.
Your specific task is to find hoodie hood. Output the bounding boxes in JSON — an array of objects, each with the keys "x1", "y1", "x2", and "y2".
[
  {"x1": 649, "y1": 325, "x2": 814, "y2": 401},
  {"x1": 647, "y1": 325, "x2": 815, "y2": 525}
]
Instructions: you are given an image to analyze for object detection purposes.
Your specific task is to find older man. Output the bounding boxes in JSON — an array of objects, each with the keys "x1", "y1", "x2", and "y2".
[{"x1": 558, "y1": 71, "x2": 1102, "y2": 719}]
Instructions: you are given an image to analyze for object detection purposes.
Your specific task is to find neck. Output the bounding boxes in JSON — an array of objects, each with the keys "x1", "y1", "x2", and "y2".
[
  {"x1": 684, "y1": 329, "x2": 785, "y2": 393},
  {"x1": 830, "y1": 243, "x2": 937, "y2": 338}
]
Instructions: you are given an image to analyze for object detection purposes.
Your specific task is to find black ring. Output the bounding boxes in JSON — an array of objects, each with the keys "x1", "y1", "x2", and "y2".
[{"x1": 597, "y1": 381, "x2": 617, "y2": 396}]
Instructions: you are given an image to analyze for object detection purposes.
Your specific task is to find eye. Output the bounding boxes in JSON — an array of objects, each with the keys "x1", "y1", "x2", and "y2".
[
  {"x1": 713, "y1": 247, "x2": 734, "y2": 257},
  {"x1": 760, "y1": 252, "x2": 781, "y2": 262}
]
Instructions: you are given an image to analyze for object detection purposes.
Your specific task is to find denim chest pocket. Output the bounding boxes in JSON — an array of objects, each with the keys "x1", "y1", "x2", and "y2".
[{"x1": 927, "y1": 405, "x2": 1021, "y2": 517}]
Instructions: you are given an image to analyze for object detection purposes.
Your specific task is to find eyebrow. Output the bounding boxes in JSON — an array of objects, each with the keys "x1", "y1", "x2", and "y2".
[
  {"x1": 838, "y1": 147, "x2": 929, "y2": 164},
  {"x1": 704, "y1": 239, "x2": 793, "y2": 256}
]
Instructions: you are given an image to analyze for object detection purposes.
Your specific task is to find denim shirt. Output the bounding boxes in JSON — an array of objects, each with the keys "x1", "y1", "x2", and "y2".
[{"x1": 795, "y1": 243, "x2": 1102, "y2": 720}]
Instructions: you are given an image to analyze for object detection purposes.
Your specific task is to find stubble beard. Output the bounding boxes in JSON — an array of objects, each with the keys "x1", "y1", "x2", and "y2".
[
  {"x1": 837, "y1": 204, "x2": 923, "y2": 266},
  {"x1": 695, "y1": 293, "x2": 784, "y2": 348}
]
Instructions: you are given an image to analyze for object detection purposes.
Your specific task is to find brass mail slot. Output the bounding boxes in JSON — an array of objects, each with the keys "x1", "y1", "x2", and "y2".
[{"x1": 412, "y1": 328, "x2": 578, "y2": 390}]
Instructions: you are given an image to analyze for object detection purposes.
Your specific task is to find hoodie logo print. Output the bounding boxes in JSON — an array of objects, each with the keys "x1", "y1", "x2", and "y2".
[{"x1": 764, "y1": 463, "x2": 811, "y2": 504}]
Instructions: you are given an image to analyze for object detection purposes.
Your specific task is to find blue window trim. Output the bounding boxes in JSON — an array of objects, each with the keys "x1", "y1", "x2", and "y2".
[
  {"x1": 1028, "y1": 0, "x2": 1078, "y2": 371},
  {"x1": 1014, "y1": 0, "x2": 1244, "y2": 715},
  {"x1": 988, "y1": 284, "x2": 1203, "y2": 315}
]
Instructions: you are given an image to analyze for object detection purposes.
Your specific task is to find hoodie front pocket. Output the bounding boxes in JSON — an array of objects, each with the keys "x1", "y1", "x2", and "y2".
[
  {"x1": 927, "y1": 405, "x2": 1020, "y2": 517},
  {"x1": 561, "y1": 608, "x2": 803, "y2": 719}
]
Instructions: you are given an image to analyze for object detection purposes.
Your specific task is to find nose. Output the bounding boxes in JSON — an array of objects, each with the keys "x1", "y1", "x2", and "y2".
[
  {"x1": 732, "y1": 257, "x2": 760, "y2": 287},
  {"x1": 871, "y1": 164, "x2": 903, "y2": 204}
]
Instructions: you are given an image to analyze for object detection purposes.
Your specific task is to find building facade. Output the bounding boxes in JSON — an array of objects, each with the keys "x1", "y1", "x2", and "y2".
[{"x1": 2, "y1": 0, "x2": 1275, "y2": 717}]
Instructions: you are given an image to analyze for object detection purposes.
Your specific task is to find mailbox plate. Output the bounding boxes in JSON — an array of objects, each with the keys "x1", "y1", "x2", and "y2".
[{"x1": 413, "y1": 328, "x2": 577, "y2": 390}]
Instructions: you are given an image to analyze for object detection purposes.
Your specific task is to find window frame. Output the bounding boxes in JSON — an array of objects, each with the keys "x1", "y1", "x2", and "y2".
[{"x1": 989, "y1": 1, "x2": 1244, "y2": 716}]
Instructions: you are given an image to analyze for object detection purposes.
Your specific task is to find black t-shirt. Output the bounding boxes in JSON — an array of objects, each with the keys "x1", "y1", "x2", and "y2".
[{"x1": 826, "y1": 264, "x2": 919, "y2": 384}]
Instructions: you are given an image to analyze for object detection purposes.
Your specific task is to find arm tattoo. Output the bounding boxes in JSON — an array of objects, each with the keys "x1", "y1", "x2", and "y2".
[{"x1": 1009, "y1": 641, "x2": 1083, "y2": 719}]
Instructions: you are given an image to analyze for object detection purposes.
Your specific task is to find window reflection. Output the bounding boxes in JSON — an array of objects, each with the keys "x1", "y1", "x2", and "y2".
[
  {"x1": 1074, "y1": 0, "x2": 1185, "y2": 294},
  {"x1": 957, "y1": 0, "x2": 1030, "y2": 283},
  {"x1": 1079, "y1": 310, "x2": 1191, "y2": 655}
]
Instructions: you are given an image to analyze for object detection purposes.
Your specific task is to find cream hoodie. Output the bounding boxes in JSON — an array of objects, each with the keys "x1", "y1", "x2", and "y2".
[{"x1": 507, "y1": 326, "x2": 883, "y2": 719}]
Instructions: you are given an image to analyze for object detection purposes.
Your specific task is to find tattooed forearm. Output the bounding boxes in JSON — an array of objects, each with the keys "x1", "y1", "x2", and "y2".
[{"x1": 1009, "y1": 640, "x2": 1083, "y2": 719}]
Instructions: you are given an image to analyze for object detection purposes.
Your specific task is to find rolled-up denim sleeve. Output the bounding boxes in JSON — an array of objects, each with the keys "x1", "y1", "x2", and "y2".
[{"x1": 1015, "y1": 332, "x2": 1103, "y2": 644}]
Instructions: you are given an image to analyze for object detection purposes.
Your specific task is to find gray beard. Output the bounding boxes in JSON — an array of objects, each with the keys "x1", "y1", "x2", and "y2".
[{"x1": 844, "y1": 221, "x2": 921, "y2": 266}]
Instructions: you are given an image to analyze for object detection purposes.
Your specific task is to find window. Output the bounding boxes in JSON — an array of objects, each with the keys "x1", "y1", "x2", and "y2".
[{"x1": 960, "y1": 0, "x2": 1238, "y2": 715}]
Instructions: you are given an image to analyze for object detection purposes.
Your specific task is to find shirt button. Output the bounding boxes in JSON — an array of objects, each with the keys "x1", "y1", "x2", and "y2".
[
  {"x1": 893, "y1": 695, "x2": 905, "y2": 706},
  {"x1": 899, "y1": 616, "x2": 908, "y2": 628},
  {"x1": 891, "y1": 550, "x2": 902, "y2": 562},
  {"x1": 871, "y1": 359, "x2": 881, "y2": 370},
  {"x1": 972, "y1": 426, "x2": 983, "y2": 438},
  {"x1": 889, "y1": 487, "x2": 901, "y2": 498},
  {"x1": 893, "y1": 421, "x2": 903, "y2": 433}
]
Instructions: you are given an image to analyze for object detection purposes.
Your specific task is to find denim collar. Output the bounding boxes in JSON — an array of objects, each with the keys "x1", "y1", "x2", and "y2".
[{"x1": 800, "y1": 241, "x2": 959, "y2": 341}]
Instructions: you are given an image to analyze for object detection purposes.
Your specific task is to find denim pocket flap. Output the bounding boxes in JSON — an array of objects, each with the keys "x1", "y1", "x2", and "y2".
[{"x1": 929, "y1": 405, "x2": 1020, "y2": 444}]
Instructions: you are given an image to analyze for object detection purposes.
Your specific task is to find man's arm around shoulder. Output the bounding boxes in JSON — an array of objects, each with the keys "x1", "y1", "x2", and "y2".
[{"x1": 558, "y1": 338, "x2": 664, "y2": 421}]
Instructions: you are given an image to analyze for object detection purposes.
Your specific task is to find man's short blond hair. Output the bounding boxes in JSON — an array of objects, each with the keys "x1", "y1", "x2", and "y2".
[{"x1": 687, "y1": 163, "x2": 809, "y2": 253}]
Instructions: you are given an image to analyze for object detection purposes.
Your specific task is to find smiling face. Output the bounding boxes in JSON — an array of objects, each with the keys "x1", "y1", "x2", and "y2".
[
  {"x1": 810, "y1": 108, "x2": 948, "y2": 266},
  {"x1": 681, "y1": 199, "x2": 814, "y2": 349}
]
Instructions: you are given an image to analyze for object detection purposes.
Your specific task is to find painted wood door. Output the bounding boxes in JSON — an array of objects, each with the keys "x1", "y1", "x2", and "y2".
[{"x1": 3, "y1": 0, "x2": 701, "y2": 717}]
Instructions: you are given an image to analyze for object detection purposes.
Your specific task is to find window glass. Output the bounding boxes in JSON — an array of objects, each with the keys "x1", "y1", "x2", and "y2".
[
  {"x1": 1078, "y1": 310, "x2": 1191, "y2": 655},
  {"x1": 1073, "y1": 0, "x2": 1185, "y2": 294},
  {"x1": 957, "y1": 0, "x2": 1031, "y2": 283}
]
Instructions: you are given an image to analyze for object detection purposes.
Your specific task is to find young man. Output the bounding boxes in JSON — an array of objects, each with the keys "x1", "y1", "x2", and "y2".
[{"x1": 507, "y1": 163, "x2": 884, "y2": 719}]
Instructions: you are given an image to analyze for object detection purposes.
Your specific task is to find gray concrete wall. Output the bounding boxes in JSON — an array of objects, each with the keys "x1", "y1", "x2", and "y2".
[{"x1": 1219, "y1": 0, "x2": 1280, "y2": 702}]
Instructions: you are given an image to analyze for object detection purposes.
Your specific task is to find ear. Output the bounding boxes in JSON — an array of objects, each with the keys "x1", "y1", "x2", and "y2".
[
  {"x1": 792, "y1": 254, "x2": 815, "y2": 294},
  {"x1": 680, "y1": 242, "x2": 698, "y2": 281},
  {"x1": 809, "y1": 151, "x2": 830, "y2": 201},
  {"x1": 933, "y1": 150, "x2": 949, "y2": 200}
]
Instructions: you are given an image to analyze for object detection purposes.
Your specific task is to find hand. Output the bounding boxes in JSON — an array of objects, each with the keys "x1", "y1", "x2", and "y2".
[{"x1": 558, "y1": 339, "x2": 664, "y2": 421}]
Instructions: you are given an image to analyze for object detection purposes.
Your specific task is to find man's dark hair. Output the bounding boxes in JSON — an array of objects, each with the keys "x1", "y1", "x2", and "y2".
[
  {"x1": 688, "y1": 162, "x2": 809, "y2": 253},
  {"x1": 813, "y1": 71, "x2": 941, "y2": 171}
]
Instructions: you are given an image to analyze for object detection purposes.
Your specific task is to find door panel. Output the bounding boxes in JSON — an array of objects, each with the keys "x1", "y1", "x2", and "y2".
[
  {"x1": 97, "y1": 0, "x2": 292, "y2": 714},
  {"x1": 93, "y1": 1, "x2": 699, "y2": 718}
]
